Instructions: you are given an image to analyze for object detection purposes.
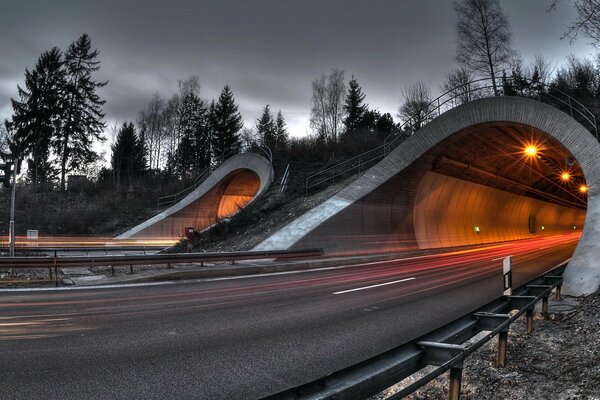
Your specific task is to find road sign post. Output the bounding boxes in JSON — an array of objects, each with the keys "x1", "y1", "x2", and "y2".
[{"x1": 503, "y1": 256, "x2": 512, "y2": 296}]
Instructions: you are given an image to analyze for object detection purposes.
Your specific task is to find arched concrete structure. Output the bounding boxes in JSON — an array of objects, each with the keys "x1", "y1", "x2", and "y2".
[
  {"x1": 117, "y1": 152, "x2": 273, "y2": 241},
  {"x1": 255, "y1": 97, "x2": 600, "y2": 295}
]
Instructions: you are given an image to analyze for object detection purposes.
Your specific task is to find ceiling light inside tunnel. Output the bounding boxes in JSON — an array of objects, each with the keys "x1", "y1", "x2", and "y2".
[
  {"x1": 561, "y1": 172, "x2": 571, "y2": 181},
  {"x1": 580, "y1": 185, "x2": 588, "y2": 193},
  {"x1": 524, "y1": 145, "x2": 538, "y2": 157}
]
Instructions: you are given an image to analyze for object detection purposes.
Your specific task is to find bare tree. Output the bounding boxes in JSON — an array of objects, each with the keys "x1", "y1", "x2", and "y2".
[
  {"x1": 554, "y1": 0, "x2": 600, "y2": 45},
  {"x1": 310, "y1": 69, "x2": 346, "y2": 144},
  {"x1": 454, "y1": 0, "x2": 514, "y2": 95},
  {"x1": 528, "y1": 54, "x2": 555, "y2": 86},
  {"x1": 240, "y1": 127, "x2": 259, "y2": 151},
  {"x1": 138, "y1": 93, "x2": 166, "y2": 170},
  {"x1": 441, "y1": 67, "x2": 479, "y2": 106},
  {"x1": 398, "y1": 81, "x2": 436, "y2": 132}
]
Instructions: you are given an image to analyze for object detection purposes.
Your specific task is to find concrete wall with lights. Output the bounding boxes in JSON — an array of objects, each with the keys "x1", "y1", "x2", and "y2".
[
  {"x1": 116, "y1": 152, "x2": 273, "y2": 241},
  {"x1": 255, "y1": 96, "x2": 600, "y2": 295},
  {"x1": 414, "y1": 172, "x2": 585, "y2": 248}
]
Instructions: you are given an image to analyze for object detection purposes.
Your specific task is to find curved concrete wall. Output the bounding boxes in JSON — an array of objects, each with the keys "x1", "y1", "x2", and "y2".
[
  {"x1": 255, "y1": 97, "x2": 600, "y2": 295},
  {"x1": 414, "y1": 172, "x2": 585, "y2": 248},
  {"x1": 116, "y1": 152, "x2": 273, "y2": 240}
]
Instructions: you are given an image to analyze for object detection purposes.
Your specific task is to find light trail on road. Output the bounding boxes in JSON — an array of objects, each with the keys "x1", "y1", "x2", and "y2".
[{"x1": 0, "y1": 233, "x2": 580, "y2": 399}]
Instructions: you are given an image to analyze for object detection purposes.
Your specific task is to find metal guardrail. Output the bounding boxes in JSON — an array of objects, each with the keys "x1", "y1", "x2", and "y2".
[
  {"x1": 305, "y1": 77, "x2": 599, "y2": 194},
  {"x1": 1, "y1": 246, "x2": 166, "y2": 254},
  {"x1": 0, "y1": 248, "x2": 323, "y2": 285},
  {"x1": 265, "y1": 261, "x2": 566, "y2": 400}
]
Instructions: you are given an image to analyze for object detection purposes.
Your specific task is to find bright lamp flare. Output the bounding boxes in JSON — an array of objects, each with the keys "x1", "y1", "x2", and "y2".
[
  {"x1": 580, "y1": 185, "x2": 588, "y2": 193},
  {"x1": 561, "y1": 172, "x2": 571, "y2": 181},
  {"x1": 524, "y1": 145, "x2": 538, "y2": 157}
]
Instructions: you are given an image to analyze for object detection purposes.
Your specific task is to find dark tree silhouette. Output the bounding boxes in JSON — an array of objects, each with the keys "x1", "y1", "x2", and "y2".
[
  {"x1": 274, "y1": 110, "x2": 288, "y2": 151},
  {"x1": 55, "y1": 34, "x2": 107, "y2": 190},
  {"x1": 343, "y1": 77, "x2": 368, "y2": 134},
  {"x1": 8, "y1": 47, "x2": 65, "y2": 185},
  {"x1": 210, "y1": 86, "x2": 243, "y2": 164},
  {"x1": 171, "y1": 92, "x2": 210, "y2": 180},
  {"x1": 256, "y1": 105, "x2": 276, "y2": 150},
  {"x1": 111, "y1": 122, "x2": 145, "y2": 185}
]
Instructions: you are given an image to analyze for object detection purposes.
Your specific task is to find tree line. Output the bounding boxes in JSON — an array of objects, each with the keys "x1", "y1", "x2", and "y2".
[
  {"x1": 6, "y1": 0, "x2": 600, "y2": 192},
  {"x1": 5, "y1": 34, "x2": 106, "y2": 190}
]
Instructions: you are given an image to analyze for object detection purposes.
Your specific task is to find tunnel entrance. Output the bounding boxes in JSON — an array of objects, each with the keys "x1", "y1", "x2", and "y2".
[
  {"x1": 411, "y1": 122, "x2": 587, "y2": 249},
  {"x1": 216, "y1": 170, "x2": 261, "y2": 219},
  {"x1": 288, "y1": 121, "x2": 587, "y2": 255}
]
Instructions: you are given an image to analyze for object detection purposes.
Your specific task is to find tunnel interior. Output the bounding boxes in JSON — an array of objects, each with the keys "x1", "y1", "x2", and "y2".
[
  {"x1": 292, "y1": 122, "x2": 587, "y2": 254},
  {"x1": 130, "y1": 169, "x2": 261, "y2": 239}
]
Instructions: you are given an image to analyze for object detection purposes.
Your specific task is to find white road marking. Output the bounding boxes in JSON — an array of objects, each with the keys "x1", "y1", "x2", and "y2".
[
  {"x1": 333, "y1": 277, "x2": 416, "y2": 295},
  {"x1": 491, "y1": 257, "x2": 507, "y2": 261}
]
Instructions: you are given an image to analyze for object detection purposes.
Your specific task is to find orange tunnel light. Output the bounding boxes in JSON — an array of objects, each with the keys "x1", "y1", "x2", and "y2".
[{"x1": 524, "y1": 145, "x2": 538, "y2": 157}]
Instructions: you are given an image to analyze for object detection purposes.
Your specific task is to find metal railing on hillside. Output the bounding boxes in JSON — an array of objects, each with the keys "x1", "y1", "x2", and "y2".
[
  {"x1": 305, "y1": 77, "x2": 599, "y2": 194},
  {"x1": 157, "y1": 145, "x2": 272, "y2": 209}
]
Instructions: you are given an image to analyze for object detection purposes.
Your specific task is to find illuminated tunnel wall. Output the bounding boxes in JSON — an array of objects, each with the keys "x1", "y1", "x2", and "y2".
[
  {"x1": 116, "y1": 153, "x2": 273, "y2": 241},
  {"x1": 414, "y1": 172, "x2": 585, "y2": 249},
  {"x1": 255, "y1": 96, "x2": 600, "y2": 295}
]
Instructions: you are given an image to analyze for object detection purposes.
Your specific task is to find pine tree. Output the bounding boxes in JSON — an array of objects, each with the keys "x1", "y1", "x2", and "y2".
[
  {"x1": 274, "y1": 110, "x2": 288, "y2": 151},
  {"x1": 343, "y1": 77, "x2": 368, "y2": 134},
  {"x1": 111, "y1": 122, "x2": 145, "y2": 185},
  {"x1": 55, "y1": 34, "x2": 107, "y2": 190},
  {"x1": 210, "y1": 86, "x2": 243, "y2": 164},
  {"x1": 172, "y1": 92, "x2": 210, "y2": 180},
  {"x1": 256, "y1": 105, "x2": 276, "y2": 150},
  {"x1": 8, "y1": 47, "x2": 65, "y2": 185}
]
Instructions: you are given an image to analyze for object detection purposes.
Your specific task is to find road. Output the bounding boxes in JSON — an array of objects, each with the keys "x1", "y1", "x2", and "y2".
[{"x1": 0, "y1": 233, "x2": 579, "y2": 399}]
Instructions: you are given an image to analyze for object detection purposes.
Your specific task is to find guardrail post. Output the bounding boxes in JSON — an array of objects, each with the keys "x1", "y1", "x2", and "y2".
[
  {"x1": 541, "y1": 296, "x2": 549, "y2": 318},
  {"x1": 473, "y1": 312, "x2": 510, "y2": 367},
  {"x1": 111, "y1": 265, "x2": 115, "y2": 276},
  {"x1": 54, "y1": 250, "x2": 58, "y2": 287},
  {"x1": 497, "y1": 331, "x2": 508, "y2": 367},
  {"x1": 555, "y1": 284, "x2": 562, "y2": 300},
  {"x1": 417, "y1": 341, "x2": 465, "y2": 400},
  {"x1": 129, "y1": 264, "x2": 133, "y2": 274},
  {"x1": 448, "y1": 366, "x2": 463, "y2": 400},
  {"x1": 525, "y1": 308, "x2": 534, "y2": 334}
]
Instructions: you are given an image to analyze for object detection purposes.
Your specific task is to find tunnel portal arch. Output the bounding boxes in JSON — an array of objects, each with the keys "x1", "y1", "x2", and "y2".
[
  {"x1": 116, "y1": 152, "x2": 273, "y2": 242},
  {"x1": 255, "y1": 96, "x2": 600, "y2": 295}
]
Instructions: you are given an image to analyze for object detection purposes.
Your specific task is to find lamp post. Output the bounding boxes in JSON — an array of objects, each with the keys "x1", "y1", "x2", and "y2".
[{"x1": 8, "y1": 162, "x2": 17, "y2": 258}]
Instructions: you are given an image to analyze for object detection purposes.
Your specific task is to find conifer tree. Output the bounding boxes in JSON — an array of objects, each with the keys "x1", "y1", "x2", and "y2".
[
  {"x1": 210, "y1": 86, "x2": 243, "y2": 163},
  {"x1": 256, "y1": 105, "x2": 276, "y2": 150},
  {"x1": 343, "y1": 77, "x2": 368, "y2": 134},
  {"x1": 55, "y1": 34, "x2": 107, "y2": 190},
  {"x1": 274, "y1": 110, "x2": 288, "y2": 151},
  {"x1": 9, "y1": 47, "x2": 65, "y2": 185},
  {"x1": 172, "y1": 92, "x2": 210, "y2": 179},
  {"x1": 111, "y1": 122, "x2": 145, "y2": 185}
]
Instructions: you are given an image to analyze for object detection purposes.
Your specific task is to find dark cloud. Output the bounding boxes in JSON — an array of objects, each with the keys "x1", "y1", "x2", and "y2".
[{"x1": 0, "y1": 0, "x2": 594, "y2": 138}]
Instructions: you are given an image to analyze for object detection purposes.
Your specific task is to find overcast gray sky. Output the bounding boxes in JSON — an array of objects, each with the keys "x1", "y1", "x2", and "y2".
[{"x1": 0, "y1": 0, "x2": 595, "y2": 141}]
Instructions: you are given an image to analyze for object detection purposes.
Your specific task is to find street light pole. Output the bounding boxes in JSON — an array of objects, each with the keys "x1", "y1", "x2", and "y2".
[{"x1": 8, "y1": 160, "x2": 17, "y2": 258}]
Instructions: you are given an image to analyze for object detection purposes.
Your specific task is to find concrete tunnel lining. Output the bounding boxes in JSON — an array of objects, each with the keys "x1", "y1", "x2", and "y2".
[
  {"x1": 255, "y1": 96, "x2": 600, "y2": 295},
  {"x1": 116, "y1": 152, "x2": 273, "y2": 241}
]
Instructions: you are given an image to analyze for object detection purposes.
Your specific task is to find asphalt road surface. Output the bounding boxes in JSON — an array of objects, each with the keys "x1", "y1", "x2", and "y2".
[{"x1": 0, "y1": 233, "x2": 579, "y2": 399}]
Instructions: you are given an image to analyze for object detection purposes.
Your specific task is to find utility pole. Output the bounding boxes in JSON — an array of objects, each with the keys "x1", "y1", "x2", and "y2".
[{"x1": 8, "y1": 163, "x2": 17, "y2": 258}]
